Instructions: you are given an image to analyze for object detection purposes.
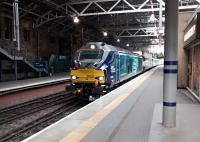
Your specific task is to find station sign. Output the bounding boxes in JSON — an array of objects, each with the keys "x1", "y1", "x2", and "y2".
[
  {"x1": 184, "y1": 13, "x2": 200, "y2": 47},
  {"x1": 33, "y1": 61, "x2": 45, "y2": 69}
]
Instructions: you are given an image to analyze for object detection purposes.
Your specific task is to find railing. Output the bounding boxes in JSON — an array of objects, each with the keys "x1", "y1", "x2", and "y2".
[
  {"x1": 0, "y1": 45, "x2": 49, "y2": 74},
  {"x1": 186, "y1": 87, "x2": 200, "y2": 103}
]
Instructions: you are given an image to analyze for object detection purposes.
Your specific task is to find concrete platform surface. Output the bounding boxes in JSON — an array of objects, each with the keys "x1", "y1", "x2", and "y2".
[
  {"x1": 79, "y1": 66, "x2": 163, "y2": 142},
  {"x1": 0, "y1": 73, "x2": 69, "y2": 93},
  {"x1": 148, "y1": 104, "x2": 200, "y2": 142}
]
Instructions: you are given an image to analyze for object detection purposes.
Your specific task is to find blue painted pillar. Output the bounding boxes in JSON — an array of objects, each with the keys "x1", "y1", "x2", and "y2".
[{"x1": 163, "y1": 0, "x2": 178, "y2": 127}]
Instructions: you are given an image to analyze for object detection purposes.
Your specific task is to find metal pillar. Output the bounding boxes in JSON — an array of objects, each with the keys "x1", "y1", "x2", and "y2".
[
  {"x1": 13, "y1": 0, "x2": 20, "y2": 80},
  {"x1": 158, "y1": 0, "x2": 162, "y2": 48},
  {"x1": 81, "y1": 27, "x2": 84, "y2": 46},
  {"x1": 163, "y1": 0, "x2": 178, "y2": 127},
  {"x1": 13, "y1": 2, "x2": 16, "y2": 41},
  {"x1": 0, "y1": 60, "x2": 2, "y2": 81},
  {"x1": 37, "y1": 29, "x2": 39, "y2": 59},
  {"x1": 14, "y1": 0, "x2": 20, "y2": 51},
  {"x1": 14, "y1": 56, "x2": 18, "y2": 80}
]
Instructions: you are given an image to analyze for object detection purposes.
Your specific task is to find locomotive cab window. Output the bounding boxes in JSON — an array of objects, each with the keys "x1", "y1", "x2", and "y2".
[{"x1": 75, "y1": 50, "x2": 104, "y2": 62}]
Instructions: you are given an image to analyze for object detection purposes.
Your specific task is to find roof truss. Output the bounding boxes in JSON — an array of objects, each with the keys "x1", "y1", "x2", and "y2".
[
  {"x1": 115, "y1": 27, "x2": 164, "y2": 38},
  {"x1": 64, "y1": 0, "x2": 198, "y2": 16}
]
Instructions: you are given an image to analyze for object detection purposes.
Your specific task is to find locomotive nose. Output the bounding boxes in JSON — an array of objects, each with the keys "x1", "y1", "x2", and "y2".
[{"x1": 70, "y1": 69, "x2": 105, "y2": 84}]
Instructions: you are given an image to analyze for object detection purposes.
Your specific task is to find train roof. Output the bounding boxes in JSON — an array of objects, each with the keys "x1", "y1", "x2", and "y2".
[
  {"x1": 82, "y1": 42, "x2": 116, "y2": 51},
  {"x1": 82, "y1": 42, "x2": 139, "y2": 56}
]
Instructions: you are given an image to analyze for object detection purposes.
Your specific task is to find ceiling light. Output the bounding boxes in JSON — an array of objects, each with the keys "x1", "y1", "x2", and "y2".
[
  {"x1": 103, "y1": 31, "x2": 108, "y2": 37},
  {"x1": 149, "y1": 14, "x2": 156, "y2": 22},
  {"x1": 154, "y1": 31, "x2": 158, "y2": 36},
  {"x1": 117, "y1": 39, "x2": 120, "y2": 42},
  {"x1": 162, "y1": 17, "x2": 165, "y2": 22},
  {"x1": 73, "y1": 16, "x2": 79, "y2": 23},
  {"x1": 155, "y1": 39, "x2": 159, "y2": 43},
  {"x1": 126, "y1": 43, "x2": 130, "y2": 47},
  {"x1": 90, "y1": 45, "x2": 95, "y2": 49}
]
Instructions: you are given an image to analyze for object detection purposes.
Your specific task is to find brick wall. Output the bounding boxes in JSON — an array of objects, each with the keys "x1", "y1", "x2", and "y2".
[
  {"x1": 0, "y1": 10, "x2": 71, "y2": 61},
  {"x1": 0, "y1": 5, "x2": 100, "y2": 69},
  {"x1": 178, "y1": 12, "x2": 193, "y2": 88},
  {"x1": 191, "y1": 46, "x2": 200, "y2": 96}
]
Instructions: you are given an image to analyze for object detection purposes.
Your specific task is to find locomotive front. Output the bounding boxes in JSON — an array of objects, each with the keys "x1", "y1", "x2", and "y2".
[{"x1": 69, "y1": 43, "x2": 107, "y2": 101}]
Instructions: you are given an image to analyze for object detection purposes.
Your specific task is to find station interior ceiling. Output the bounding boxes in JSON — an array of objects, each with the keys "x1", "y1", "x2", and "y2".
[{"x1": 0, "y1": 0, "x2": 199, "y2": 52}]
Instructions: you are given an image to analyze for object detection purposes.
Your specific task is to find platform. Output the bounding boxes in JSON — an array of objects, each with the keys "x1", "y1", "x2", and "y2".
[
  {"x1": 148, "y1": 104, "x2": 200, "y2": 142},
  {"x1": 22, "y1": 66, "x2": 198, "y2": 142},
  {"x1": 0, "y1": 73, "x2": 70, "y2": 94}
]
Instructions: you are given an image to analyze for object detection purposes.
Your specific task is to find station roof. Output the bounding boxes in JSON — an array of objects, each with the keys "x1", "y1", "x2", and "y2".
[{"x1": 0, "y1": 0, "x2": 199, "y2": 50}]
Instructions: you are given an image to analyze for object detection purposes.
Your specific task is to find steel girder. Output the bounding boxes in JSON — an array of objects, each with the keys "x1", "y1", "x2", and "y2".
[
  {"x1": 19, "y1": 3, "x2": 39, "y2": 18},
  {"x1": 35, "y1": 11, "x2": 65, "y2": 28},
  {"x1": 2, "y1": 0, "x2": 199, "y2": 42},
  {"x1": 113, "y1": 26, "x2": 164, "y2": 38},
  {"x1": 2, "y1": 2, "x2": 67, "y2": 29},
  {"x1": 65, "y1": 0, "x2": 199, "y2": 16}
]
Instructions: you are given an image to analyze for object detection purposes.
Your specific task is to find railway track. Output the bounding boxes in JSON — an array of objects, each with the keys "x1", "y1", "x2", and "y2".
[
  {"x1": 0, "y1": 92, "x2": 88, "y2": 142},
  {"x1": 0, "y1": 92, "x2": 72, "y2": 125},
  {"x1": 0, "y1": 91, "x2": 69, "y2": 113}
]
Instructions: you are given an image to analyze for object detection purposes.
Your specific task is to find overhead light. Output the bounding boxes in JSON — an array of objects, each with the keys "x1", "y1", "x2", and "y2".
[
  {"x1": 155, "y1": 39, "x2": 159, "y2": 43},
  {"x1": 90, "y1": 44, "x2": 95, "y2": 49},
  {"x1": 126, "y1": 43, "x2": 130, "y2": 47},
  {"x1": 154, "y1": 30, "x2": 158, "y2": 36},
  {"x1": 149, "y1": 14, "x2": 156, "y2": 22},
  {"x1": 162, "y1": 17, "x2": 165, "y2": 22},
  {"x1": 103, "y1": 31, "x2": 108, "y2": 37},
  {"x1": 117, "y1": 39, "x2": 120, "y2": 42},
  {"x1": 73, "y1": 16, "x2": 79, "y2": 23}
]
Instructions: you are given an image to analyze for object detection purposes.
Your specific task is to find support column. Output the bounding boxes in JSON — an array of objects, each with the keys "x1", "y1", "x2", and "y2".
[
  {"x1": 37, "y1": 29, "x2": 39, "y2": 59},
  {"x1": 158, "y1": 0, "x2": 163, "y2": 48},
  {"x1": 13, "y1": 0, "x2": 20, "y2": 80},
  {"x1": 14, "y1": 56, "x2": 18, "y2": 80},
  {"x1": 13, "y1": 2, "x2": 16, "y2": 41},
  {"x1": 14, "y1": 0, "x2": 20, "y2": 51},
  {"x1": 0, "y1": 60, "x2": 2, "y2": 81},
  {"x1": 81, "y1": 27, "x2": 84, "y2": 46},
  {"x1": 163, "y1": 0, "x2": 178, "y2": 127},
  {"x1": 0, "y1": 16, "x2": 3, "y2": 39}
]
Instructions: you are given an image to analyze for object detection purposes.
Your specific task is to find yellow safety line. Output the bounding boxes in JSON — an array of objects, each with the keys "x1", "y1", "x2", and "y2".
[{"x1": 60, "y1": 68, "x2": 157, "y2": 142}]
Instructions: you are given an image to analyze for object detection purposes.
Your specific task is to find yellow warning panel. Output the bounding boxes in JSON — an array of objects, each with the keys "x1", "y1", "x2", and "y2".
[{"x1": 70, "y1": 69, "x2": 105, "y2": 84}]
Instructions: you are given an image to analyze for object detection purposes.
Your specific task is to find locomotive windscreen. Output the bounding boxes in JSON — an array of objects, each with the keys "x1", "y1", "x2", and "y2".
[{"x1": 75, "y1": 50, "x2": 103, "y2": 62}]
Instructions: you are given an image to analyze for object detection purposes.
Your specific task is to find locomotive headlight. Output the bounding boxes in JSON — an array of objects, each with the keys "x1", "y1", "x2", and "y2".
[
  {"x1": 71, "y1": 75, "x2": 77, "y2": 80},
  {"x1": 98, "y1": 76, "x2": 104, "y2": 81}
]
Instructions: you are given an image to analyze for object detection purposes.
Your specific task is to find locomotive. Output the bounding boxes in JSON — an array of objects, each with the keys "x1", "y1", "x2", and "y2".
[{"x1": 68, "y1": 42, "x2": 143, "y2": 101}]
